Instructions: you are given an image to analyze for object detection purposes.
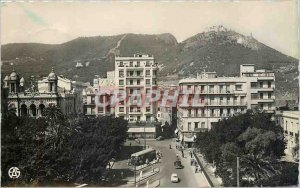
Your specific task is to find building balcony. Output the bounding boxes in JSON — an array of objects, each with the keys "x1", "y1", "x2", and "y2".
[
  {"x1": 126, "y1": 74, "x2": 144, "y2": 78},
  {"x1": 128, "y1": 111, "x2": 142, "y2": 114}
]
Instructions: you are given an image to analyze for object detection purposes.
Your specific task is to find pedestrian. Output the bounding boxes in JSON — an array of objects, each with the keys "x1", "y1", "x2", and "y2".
[
  {"x1": 189, "y1": 150, "x2": 192, "y2": 158},
  {"x1": 121, "y1": 171, "x2": 124, "y2": 179},
  {"x1": 146, "y1": 158, "x2": 149, "y2": 165},
  {"x1": 195, "y1": 165, "x2": 198, "y2": 173},
  {"x1": 176, "y1": 153, "x2": 179, "y2": 159},
  {"x1": 169, "y1": 144, "x2": 172, "y2": 149},
  {"x1": 181, "y1": 150, "x2": 184, "y2": 157}
]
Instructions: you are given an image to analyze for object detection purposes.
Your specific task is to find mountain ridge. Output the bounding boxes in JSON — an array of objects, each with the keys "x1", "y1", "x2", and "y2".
[{"x1": 1, "y1": 26, "x2": 298, "y2": 101}]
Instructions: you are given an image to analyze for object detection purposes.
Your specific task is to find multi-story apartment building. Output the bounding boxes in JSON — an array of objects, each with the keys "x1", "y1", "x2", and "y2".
[
  {"x1": 177, "y1": 64, "x2": 275, "y2": 147},
  {"x1": 115, "y1": 54, "x2": 158, "y2": 122},
  {"x1": 83, "y1": 71, "x2": 115, "y2": 116},
  {"x1": 277, "y1": 110, "x2": 299, "y2": 161}
]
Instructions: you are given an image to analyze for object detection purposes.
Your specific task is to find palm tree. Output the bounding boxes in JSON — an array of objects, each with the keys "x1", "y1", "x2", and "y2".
[{"x1": 43, "y1": 105, "x2": 72, "y2": 151}]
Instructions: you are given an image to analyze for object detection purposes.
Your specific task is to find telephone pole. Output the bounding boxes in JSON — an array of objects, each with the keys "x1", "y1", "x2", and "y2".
[{"x1": 237, "y1": 157, "x2": 240, "y2": 187}]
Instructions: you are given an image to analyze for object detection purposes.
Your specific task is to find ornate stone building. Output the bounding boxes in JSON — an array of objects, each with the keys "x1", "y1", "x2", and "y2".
[{"x1": 3, "y1": 68, "x2": 87, "y2": 117}]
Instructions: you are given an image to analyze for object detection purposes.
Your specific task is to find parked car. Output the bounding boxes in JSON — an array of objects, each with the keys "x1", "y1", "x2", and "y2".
[
  {"x1": 156, "y1": 136, "x2": 164, "y2": 141},
  {"x1": 174, "y1": 160, "x2": 183, "y2": 169},
  {"x1": 171, "y1": 173, "x2": 179, "y2": 183}
]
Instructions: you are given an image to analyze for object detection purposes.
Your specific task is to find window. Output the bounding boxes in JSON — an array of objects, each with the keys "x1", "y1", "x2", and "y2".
[
  {"x1": 251, "y1": 82, "x2": 257, "y2": 88},
  {"x1": 146, "y1": 88, "x2": 150, "y2": 94},
  {"x1": 227, "y1": 97, "x2": 230, "y2": 104},
  {"x1": 241, "y1": 96, "x2": 245, "y2": 104},
  {"x1": 137, "y1": 116, "x2": 140, "y2": 121},
  {"x1": 119, "y1": 80, "x2": 124, "y2": 86},
  {"x1": 188, "y1": 122, "x2": 191, "y2": 131},
  {"x1": 260, "y1": 93, "x2": 263, "y2": 99},
  {"x1": 129, "y1": 71, "x2": 134, "y2": 76},
  {"x1": 241, "y1": 108, "x2": 245, "y2": 112},
  {"x1": 137, "y1": 61, "x2": 140, "y2": 67},
  {"x1": 146, "y1": 106, "x2": 150, "y2": 112},
  {"x1": 201, "y1": 122, "x2": 205, "y2": 128},
  {"x1": 130, "y1": 89, "x2": 133, "y2": 94},
  {"x1": 219, "y1": 85, "x2": 224, "y2": 93},
  {"x1": 227, "y1": 108, "x2": 230, "y2": 115},
  {"x1": 146, "y1": 70, "x2": 150, "y2": 76},
  {"x1": 137, "y1": 71, "x2": 141, "y2": 76},
  {"x1": 259, "y1": 82, "x2": 263, "y2": 88},
  {"x1": 146, "y1": 79, "x2": 151, "y2": 85},
  {"x1": 195, "y1": 122, "x2": 199, "y2": 129},
  {"x1": 158, "y1": 107, "x2": 160, "y2": 111},
  {"x1": 146, "y1": 61, "x2": 150, "y2": 67},
  {"x1": 268, "y1": 92, "x2": 272, "y2": 99},
  {"x1": 210, "y1": 96, "x2": 214, "y2": 104},
  {"x1": 137, "y1": 80, "x2": 140, "y2": 85},
  {"x1": 209, "y1": 85, "x2": 214, "y2": 93},
  {"x1": 119, "y1": 70, "x2": 124, "y2": 77},
  {"x1": 201, "y1": 109, "x2": 205, "y2": 116},
  {"x1": 153, "y1": 79, "x2": 157, "y2": 85},
  {"x1": 251, "y1": 93, "x2": 258, "y2": 99},
  {"x1": 268, "y1": 81, "x2": 271, "y2": 88},
  {"x1": 268, "y1": 103, "x2": 272, "y2": 109},
  {"x1": 153, "y1": 70, "x2": 157, "y2": 76},
  {"x1": 98, "y1": 107, "x2": 103, "y2": 113},
  {"x1": 211, "y1": 109, "x2": 215, "y2": 117},
  {"x1": 137, "y1": 107, "x2": 141, "y2": 112},
  {"x1": 146, "y1": 116, "x2": 151, "y2": 121},
  {"x1": 235, "y1": 84, "x2": 242, "y2": 91},
  {"x1": 220, "y1": 97, "x2": 223, "y2": 105},
  {"x1": 119, "y1": 62, "x2": 124, "y2": 67},
  {"x1": 220, "y1": 108, "x2": 223, "y2": 116},
  {"x1": 234, "y1": 96, "x2": 238, "y2": 104},
  {"x1": 188, "y1": 109, "x2": 192, "y2": 116},
  {"x1": 130, "y1": 80, "x2": 133, "y2": 85},
  {"x1": 119, "y1": 107, "x2": 124, "y2": 112},
  {"x1": 130, "y1": 61, "x2": 133, "y2": 67}
]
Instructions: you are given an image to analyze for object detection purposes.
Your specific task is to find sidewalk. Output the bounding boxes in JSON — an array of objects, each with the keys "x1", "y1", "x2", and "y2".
[
  {"x1": 182, "y1": 149, "x2": 211, "y2": 188},
  {"x1": 122, "y1": 167, "x2": 160, "y2": 187},
  {"x1": 193, "y1": 151, "x2": 222, "y2": 187}
]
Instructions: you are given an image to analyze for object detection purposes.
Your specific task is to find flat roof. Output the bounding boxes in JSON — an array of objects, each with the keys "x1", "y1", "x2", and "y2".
[{"x1": 128, "y1": 127, "x2": 156, "y2": 133}]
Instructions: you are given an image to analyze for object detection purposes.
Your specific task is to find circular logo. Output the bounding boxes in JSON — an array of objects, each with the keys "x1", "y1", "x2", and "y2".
[{"x1": 8, "y1": 167, "x2": 20, "y2": 179}]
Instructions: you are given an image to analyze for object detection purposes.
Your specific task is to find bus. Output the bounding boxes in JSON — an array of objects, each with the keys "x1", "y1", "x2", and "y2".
[{"x1": 131, "y1": 148, "x2": 156, "y2": 166}]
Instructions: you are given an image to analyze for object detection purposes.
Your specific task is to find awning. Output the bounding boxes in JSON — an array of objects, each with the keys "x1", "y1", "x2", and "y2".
[
  {"x1": 180, "y1": 134, "x2": 196, "y2": 142},
  {"x1": 128, "y1": 127, "x2": 156, "y2": 133}
]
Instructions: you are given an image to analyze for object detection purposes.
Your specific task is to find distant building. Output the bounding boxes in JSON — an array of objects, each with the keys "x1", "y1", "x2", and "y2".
[
  {"x1": 177, "y1": 64, "x2": 276, "y2": 147},
  {"x1": 3, "y1": 68, "x2": 87, "y2": 117},
  {"x1": 83, "y1": 71, "x2": 115, "y2": 116},
  {"x1": 276, "y1": 110, "x2": 299, "y2": 161}
]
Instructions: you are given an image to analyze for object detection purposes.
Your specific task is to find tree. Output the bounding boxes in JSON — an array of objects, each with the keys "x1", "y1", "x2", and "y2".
[
  {"x1": 195, "y1": 110, "x2": 289, "y2": 186},
  {"x1": 67, "y1": 116, "x2": 128, "y2": 183}
]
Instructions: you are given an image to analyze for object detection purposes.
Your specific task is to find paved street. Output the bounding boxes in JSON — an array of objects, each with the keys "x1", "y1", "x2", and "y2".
[{"x1": 146, "y1": 139, "x2": 210, "y2": 187}]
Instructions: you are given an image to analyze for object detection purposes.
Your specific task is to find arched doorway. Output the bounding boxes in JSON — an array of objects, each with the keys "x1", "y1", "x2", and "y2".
[
  {"x1": 8, "y1": 104, "x2": 17, "y2": 114},
  {"x1": 30, "y1": 104, "x2": 37, "y2": 117},
  {"x1": 39, "y1": 104, "x2": 45, "y2": 116},
  {"x1": 21, "y1": 104, "x2": 27, "y2": 116}
]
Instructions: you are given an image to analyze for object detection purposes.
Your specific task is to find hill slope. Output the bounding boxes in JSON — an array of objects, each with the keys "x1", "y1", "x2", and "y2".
[{"x1": 1, "y1": 26, "x2": 298, "y2": 100}]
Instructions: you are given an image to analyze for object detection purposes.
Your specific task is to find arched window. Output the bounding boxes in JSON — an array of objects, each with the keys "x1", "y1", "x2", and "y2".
[
  {"x1": 30, "y1": 104, "x2": 37, "y2": 117},
  {"x1": 21, "y1": 104, "x2": 27, "y2": 116},
  {"x1": 39, "y1": 104, "x2": 45, "y2": 116}
]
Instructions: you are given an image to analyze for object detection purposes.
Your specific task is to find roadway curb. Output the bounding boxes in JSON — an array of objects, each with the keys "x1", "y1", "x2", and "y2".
[
  {"x1": 136, "y1": 169, "x2": 159, "y2": 183},
  {"x1": 193, "y1": 152, "x2": 213, "y2": 187}
]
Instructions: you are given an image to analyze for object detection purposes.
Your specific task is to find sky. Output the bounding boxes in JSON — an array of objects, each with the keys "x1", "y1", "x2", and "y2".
[{"x1": 1, "y1": 1, "x2": 299, "y2": 58}]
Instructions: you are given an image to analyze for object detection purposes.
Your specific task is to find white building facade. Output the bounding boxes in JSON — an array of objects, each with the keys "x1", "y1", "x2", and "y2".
[
  {"x1": 277, "y1": 111, "x2": 299, "y2": 161},
  {"x1": 177, "y1": 64, "x2": 276, "y2": 147},
  {"x1": 4, "y1": 68, "x2": 87, "y2": 117},
  {"x1": 114, "y1": 54, "x2": 158, "y2": 122}
]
